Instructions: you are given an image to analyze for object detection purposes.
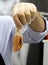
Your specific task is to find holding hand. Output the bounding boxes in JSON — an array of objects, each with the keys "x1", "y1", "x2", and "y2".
[
  {"x1": 12, "y1": 2, "x2": 45, "y2": 32},
  {"x1": 12, "y1": 2, "x2": 37, "y2": 30}
]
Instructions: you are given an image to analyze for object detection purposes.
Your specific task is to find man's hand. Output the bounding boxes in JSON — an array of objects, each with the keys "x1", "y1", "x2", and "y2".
[
  {"x1": 12, "y1": 2, "x2": 45, "y2": 32},
  {"x1": 12, "y1": 2, "x2": 37, "y2": 29}
]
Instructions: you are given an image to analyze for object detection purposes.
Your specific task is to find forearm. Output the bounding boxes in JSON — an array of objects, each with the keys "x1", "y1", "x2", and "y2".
[{"x1": 29, "y1": 11, "x2": 46, "y2": 32}]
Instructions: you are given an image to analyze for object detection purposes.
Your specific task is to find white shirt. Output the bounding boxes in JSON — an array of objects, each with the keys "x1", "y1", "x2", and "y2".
[
  {"x1": 0, "y1": 16, "x2": 48, "y2": 65},
  {"x1": 0, "y1": 16, "x2": 16, "y2": 65}
]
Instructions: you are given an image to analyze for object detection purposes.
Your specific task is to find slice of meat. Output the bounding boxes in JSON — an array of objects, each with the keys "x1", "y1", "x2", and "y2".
[{"x1": 12, "y1": 32, "x2": 23, "y2": 52}]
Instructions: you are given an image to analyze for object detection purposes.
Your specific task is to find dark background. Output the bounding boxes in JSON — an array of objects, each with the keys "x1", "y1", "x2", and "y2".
[
  {"x1": 21, "y1": 0, "x2": 48, "y2": 12},
  {"x1": 28, "y1": 0, "x2": 48, "y2": 12}
]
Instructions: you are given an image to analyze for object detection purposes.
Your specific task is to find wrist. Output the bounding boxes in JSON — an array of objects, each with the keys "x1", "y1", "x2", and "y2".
[{"x1": 29, "y1": 11, "x2": 46, "y2": 32}]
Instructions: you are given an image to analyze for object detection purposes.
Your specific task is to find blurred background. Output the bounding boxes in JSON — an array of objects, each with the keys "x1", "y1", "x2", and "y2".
[{"x1": 0, "y1": 0, "x2": 48, "y2": 65}]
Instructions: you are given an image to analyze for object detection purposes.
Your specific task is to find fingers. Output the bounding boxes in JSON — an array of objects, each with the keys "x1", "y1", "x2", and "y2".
[
  {"x1": 12, "y1": 2, "x2": 37, "y2": 27},
  {"x1": 29, "y1": 4, "x2": 37, "y2": 21},
  {"x1": 30, "y1": 10, "x2": 36, "y2": 21},
  {"x1": 17, "y1": 12, "x2": 27, "y2": 25},
  {"x1": 13, "y1": 14, "x2": 23, "y2": 29},
  {"x1": 24, "y1": 9, "x2": 31, "y2": 24},
  {"x1": 13, "y1": 10, "x2": 36, "y2": 28},
  {"x1": 17, "y1": 10, "x2": 31, "y2": 25},
  {"x1": 24, "y1": 9, "x2": 36, "y2": 24}
]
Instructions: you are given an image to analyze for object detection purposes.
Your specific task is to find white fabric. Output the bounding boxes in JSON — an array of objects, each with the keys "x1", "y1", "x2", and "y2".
[
  {"x1": 12, "y1": 50, "x2": 23, "y2": 65},
  {"x1": 0, "y1": 16, "x2": 16, "y2": 65}
]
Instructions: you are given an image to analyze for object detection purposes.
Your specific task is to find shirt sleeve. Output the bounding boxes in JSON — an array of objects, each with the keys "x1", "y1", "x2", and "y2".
[{"x1": 23, "y1": 17, "x2": 48, "y2": 43}]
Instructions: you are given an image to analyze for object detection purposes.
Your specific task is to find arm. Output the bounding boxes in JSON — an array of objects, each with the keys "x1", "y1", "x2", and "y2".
[{"x1": 12, "y1": 2, "x2": 48, "y2": 43}]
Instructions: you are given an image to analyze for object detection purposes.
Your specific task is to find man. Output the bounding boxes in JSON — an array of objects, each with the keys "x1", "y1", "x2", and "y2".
[{"x1": 0, "y1": 2, "x2": 48, "y2": 65}]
